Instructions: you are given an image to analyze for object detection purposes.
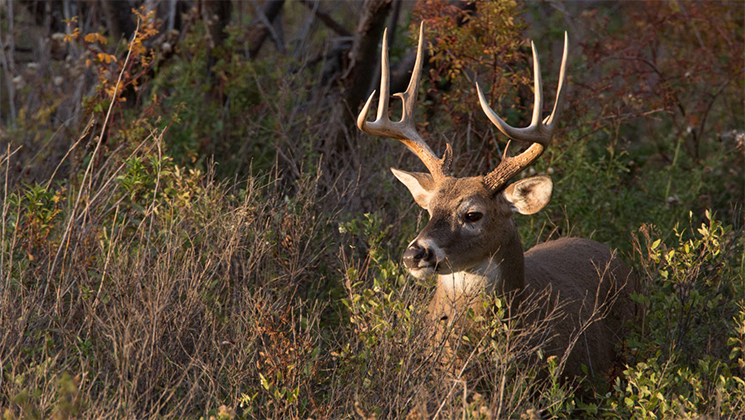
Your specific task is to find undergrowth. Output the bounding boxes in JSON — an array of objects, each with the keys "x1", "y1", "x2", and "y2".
[{"x1": 1, "y1": 1, "x2": 743, "y2": 419}]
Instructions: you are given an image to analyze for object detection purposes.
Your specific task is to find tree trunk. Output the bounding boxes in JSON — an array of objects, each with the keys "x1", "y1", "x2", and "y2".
[
  {"x1": 202, "y1": 0, "x2": 232, "y2": 76},
  {"x1": 341, "y1": 0, "x2": 392, "y2": 121},
  {"x1": 246, "y1": 0, "x2": 286, "y2": 59},
  {"x1": 323, "y1": 0, "x2": 392, "y2": 163},
  {"x1": 100, "y1": 0, "x2": 135, "y2": 41}
]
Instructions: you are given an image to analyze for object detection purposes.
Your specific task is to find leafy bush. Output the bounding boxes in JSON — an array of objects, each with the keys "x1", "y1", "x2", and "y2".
[
  {"x1": 599, "y1": 212, "x2": 745, "y2": 418},
  {"x1": 1, "y1": 1, "x2": 743, "y2": 418}
]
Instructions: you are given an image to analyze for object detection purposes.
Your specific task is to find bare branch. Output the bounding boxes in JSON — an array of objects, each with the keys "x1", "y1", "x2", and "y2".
[{"x1": 299, "y1": 0, "x2": 352, "y2": 37}]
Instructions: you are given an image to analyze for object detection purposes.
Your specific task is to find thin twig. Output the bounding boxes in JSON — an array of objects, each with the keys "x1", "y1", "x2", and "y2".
[
  {"x1": 0, "y1": 143, "x2": 22, "y2": 290},
  {"x1": 46, "y1": 21, "x2": 140, "y2": 300},
  {"x1": 298, "y1": 0, "x2": 352, "y2": 37},
  {"x1": 249, "y1": 0, "x2": 285, "y2": 54},
  {"x1": 695, "y1": 69, "x2": 743, "y2": 149},
  {"x1": 91, "y1": 204, "x2": 119, "y2": 312},
  {"x1": 46, "y1": 118, "x2": 95, "y2": 190}
]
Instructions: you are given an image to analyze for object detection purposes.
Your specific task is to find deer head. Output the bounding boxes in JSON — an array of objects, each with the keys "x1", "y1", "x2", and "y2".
[{"x1": 358, "y1": 24, "x2": 568, "y2": 294}]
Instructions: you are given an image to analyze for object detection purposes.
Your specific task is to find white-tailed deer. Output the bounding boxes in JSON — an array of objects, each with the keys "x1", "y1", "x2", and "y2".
[{"x1": 357, "y1": 25, "x2": 633, "y2": 379}]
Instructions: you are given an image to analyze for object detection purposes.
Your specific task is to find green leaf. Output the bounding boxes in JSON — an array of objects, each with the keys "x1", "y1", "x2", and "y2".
[{"x1": 259, "y1": 373, "x2": 271, "y2": 391}]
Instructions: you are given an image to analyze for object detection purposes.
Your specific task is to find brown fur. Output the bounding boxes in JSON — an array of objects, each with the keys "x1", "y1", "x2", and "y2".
[
  {"x1": 396, "y1": 174, "x2": 634, "y2": 380},
  {"x1": 426, "y1": 237, "x2": 633, "y2": 380},
  {"x1": 523, "y1": 237, "x2": 634, "y2": 378}
]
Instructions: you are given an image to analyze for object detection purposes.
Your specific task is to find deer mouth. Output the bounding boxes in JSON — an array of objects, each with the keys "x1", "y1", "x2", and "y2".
[
  {"x1": 407, "y1": 258, "x2": 457, "y2": 279},
  {"x1": 407, "y1": 264, "x2": 436, "y2": 279}
]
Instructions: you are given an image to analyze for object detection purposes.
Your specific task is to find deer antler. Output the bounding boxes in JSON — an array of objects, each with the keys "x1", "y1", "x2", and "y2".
[
  {"x1": 357, "y1": 23, "x2": 452, "y2": 182},
  {"x1": 477, "y1": 32, "x2": 568, "y2": 193}
]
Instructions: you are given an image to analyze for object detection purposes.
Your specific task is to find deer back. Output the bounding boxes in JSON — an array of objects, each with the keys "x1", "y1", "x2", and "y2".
[{"x1": 524, "y1": 237, "x2": 634, "y2": 378}]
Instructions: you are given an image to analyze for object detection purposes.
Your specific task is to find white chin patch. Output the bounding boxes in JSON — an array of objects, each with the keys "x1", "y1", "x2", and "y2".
[{"x1": 408, "y1": 266, "x2": 435, "y2": 279}]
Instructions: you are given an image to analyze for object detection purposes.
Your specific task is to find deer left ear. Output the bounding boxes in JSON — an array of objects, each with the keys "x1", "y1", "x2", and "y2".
[{"x1": 502, "y1": 175, "x2": 553, "y2": 215}]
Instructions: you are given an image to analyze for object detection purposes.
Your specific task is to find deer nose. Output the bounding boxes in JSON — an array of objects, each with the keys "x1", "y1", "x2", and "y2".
[{"x1": 403, "y1": 243, "x2": 431, "y2": 269}]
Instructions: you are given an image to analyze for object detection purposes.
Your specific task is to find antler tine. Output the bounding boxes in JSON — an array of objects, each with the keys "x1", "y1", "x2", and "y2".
[
  {"x1": 529, "y1": 40, "x2": 544, "y2": 129},
  {"x1": 545, "y1": 32, "x2": 568, "y2": 128},
  {"x1": 357, "y1": 23, "x2": 452, "y2": 181},
  {"x1": 478, "y1": 32, "x2": 569, "y2": 192}
]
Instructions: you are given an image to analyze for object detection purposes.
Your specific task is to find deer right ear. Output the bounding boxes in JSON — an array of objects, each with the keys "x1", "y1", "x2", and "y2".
[{"x1": 390, "y1": 167, "x2": 435, "y2": 209}]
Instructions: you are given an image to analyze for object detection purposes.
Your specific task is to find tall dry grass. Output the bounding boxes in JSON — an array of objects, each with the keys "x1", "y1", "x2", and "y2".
[
  {"x1": 1, "y1": 2, "x2": 743, "y2": 418},
  {"x1": 1, "y1": 120, "x2": 589, "y2": 419}
]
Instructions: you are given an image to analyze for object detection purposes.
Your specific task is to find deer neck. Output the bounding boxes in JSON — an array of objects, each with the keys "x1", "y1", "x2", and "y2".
[{"x1": 432, "y1": 230, "x2": 525, "y2": 317}]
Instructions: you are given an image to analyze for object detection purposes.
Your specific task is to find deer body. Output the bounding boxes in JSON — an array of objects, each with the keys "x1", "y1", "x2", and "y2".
[
  {"x1": 400, "y1": 173, "x2": 632, "y2": 378},
  {"x1": 428, "y1": 236, "x2": 632, "y2": 378},
  {"x1": 358, "y1": 25, "x2": 633, "y2": 379},
  {"x1": 522, "y1": 238, "x2": 633, "y2": 377}
]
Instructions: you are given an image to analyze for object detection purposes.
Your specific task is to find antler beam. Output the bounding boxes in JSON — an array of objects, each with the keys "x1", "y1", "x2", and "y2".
[
  {"x1": 477, "y1": 32, "x2": 568, "y2": 192},
  {"x1": 357, "y1": 23, "x2": 452, "y2": 182}
]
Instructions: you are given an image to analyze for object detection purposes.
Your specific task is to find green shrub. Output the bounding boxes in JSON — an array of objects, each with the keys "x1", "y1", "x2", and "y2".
[
  {"x1": 598, "y1": 211, "x2": 745, "y2": 418},
  {"x1": 2, "y1": 2, "x2": 743, "y2": 418}
]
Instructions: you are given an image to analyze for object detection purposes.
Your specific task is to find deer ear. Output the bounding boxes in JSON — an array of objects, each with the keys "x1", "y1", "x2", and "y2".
[
  {"x1": 502, "y1": 175, "x2": 553, "y2": 215},
  {"x1": 390, "y1": 167, "x2": 435, "y2": 209}
]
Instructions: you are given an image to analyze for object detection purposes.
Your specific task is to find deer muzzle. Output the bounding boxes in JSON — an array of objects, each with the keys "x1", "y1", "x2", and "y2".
[{"x1": 403, "y1": 243, "x2": 433, "y2": 271}]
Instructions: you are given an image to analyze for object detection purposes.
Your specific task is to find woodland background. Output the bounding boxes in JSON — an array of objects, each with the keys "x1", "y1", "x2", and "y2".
[{"x1": 0, "y1": 0, "x2": 743, "y2": 418}]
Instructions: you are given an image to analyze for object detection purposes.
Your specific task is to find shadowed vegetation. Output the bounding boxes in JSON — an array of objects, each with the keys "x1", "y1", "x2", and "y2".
[{"x1": 0, "y1": 1, "x2": 743, "y2": 418}]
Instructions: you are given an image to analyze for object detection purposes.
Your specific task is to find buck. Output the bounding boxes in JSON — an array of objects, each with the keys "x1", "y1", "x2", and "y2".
[{"x1": 357, "y1": 25, "x2": 633, "y2": 379}]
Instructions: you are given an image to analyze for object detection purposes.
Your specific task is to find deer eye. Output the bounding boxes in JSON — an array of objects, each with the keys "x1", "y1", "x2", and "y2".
[{"x1": 464, "y1": 212, "x2": 483, "y2": 223}]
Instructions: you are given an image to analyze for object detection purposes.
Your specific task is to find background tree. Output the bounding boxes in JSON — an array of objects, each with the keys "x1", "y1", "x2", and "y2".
[{"x1": 0, "y1": 1, "x2": 743, "y2": 418}]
